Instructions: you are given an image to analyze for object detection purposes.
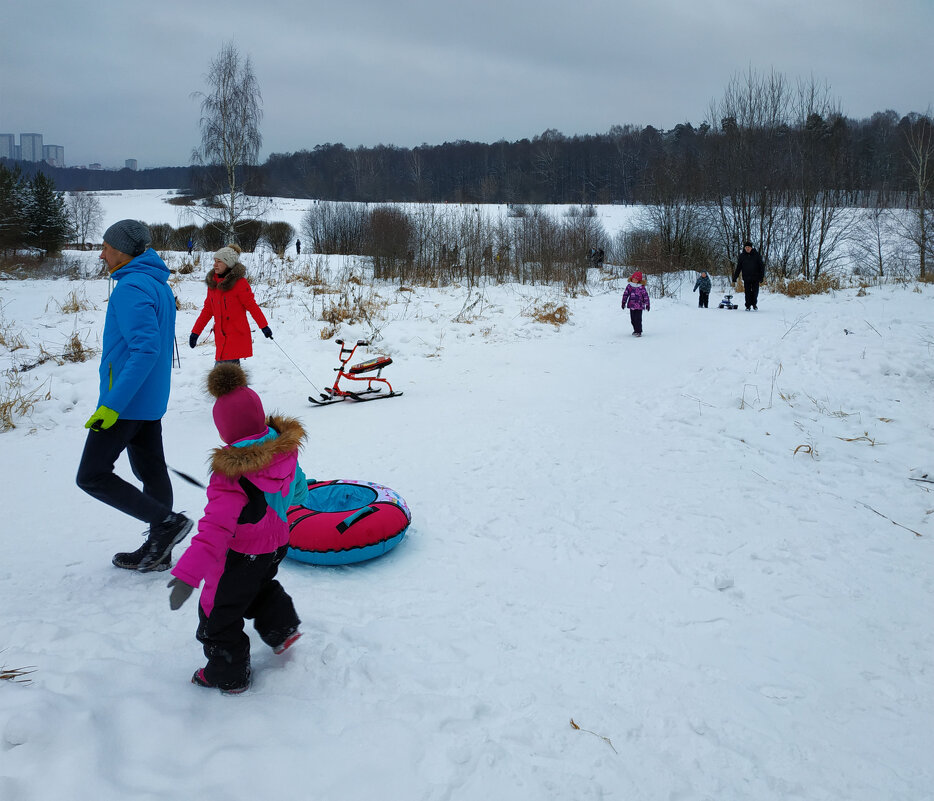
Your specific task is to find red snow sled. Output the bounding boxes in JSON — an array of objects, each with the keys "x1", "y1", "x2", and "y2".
[{"x1": 309, "y1": 339, "x2": 403, "y2": 405}]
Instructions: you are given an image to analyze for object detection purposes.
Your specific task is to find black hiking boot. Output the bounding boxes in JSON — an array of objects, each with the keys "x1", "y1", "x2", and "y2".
[
  {"x1": 137, "y1": 512, "x2": 193, "y2": 573},
  {"x1": 112, "y1": 541, "x2": 172, "y2": 572},
  {"x1": 191, "y1": 666, "x2": 251, "y2": 695}
]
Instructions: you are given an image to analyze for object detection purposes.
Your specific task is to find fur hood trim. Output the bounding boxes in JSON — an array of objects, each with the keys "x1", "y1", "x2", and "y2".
[
  {"x1": 209, "y1": 415, "x2": 306, "y2": 478},
  {"x1": 205, "y1": 261, "x2": 246, "y2": 291}
]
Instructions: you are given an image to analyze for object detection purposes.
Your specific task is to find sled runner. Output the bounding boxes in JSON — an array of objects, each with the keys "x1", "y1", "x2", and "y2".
[
  {"x1": 718, "y1": 293, "x2": 738, "y2": 310},
  {"x1": 309, "y1": 339, "x2": 403, "y2": 406}
]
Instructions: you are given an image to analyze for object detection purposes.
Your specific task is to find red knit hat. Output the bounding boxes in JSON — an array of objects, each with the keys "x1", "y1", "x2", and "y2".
[
  {"x1": 206, "y1": 363, "x2": 267, "y2": 444},
  {"x1": 631, "y1": 271, "x2": 643, "y2": 283}
]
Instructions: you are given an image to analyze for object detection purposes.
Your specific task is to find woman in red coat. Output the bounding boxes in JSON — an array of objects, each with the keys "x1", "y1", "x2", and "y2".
[{"x1": 189, "y1": 244, "x2": 272, "y2": 363}]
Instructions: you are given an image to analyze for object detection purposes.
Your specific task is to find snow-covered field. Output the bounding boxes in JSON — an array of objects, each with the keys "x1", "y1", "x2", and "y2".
[{"x1": 0, "y1": 192, "x2": 932, "y2": 800}]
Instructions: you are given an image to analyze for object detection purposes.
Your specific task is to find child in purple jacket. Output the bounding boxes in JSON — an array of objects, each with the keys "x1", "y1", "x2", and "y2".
[
  {"x1": 621, "y1": 271, "x2": 650, "y2": 337},
  {"x1": 167, "y1": 363, "x2": 308, "y2": 694}
]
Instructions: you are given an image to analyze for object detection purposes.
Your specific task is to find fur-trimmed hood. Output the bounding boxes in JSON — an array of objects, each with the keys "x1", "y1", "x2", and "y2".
[
  {"x1": 209, "y1": 415, "x2": 306, "y2": 478},
  {"x1": 205, "y1": 261, "x2": 246, "y2": 291}
]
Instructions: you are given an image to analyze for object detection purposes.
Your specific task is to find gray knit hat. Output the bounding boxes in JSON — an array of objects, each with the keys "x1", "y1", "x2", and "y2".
[
  {"x1": 103, "y1": 219, "x2": 151, "y2": 257},
  {"x1": 214, "y1": 246, "x2": 239, "y2": 268}
]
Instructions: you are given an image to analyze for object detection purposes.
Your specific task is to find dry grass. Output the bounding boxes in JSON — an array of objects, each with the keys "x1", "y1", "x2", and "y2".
[
  {"x1": 14, "y1": 332, "x2": 97, "y2": 373},
  {"x1": 772, "y1": 274, "x2": 843, "y2": 297},
  {"x1": 0, "y1": 371, "x2": 51, "y2": 431},
  {"x1": 452, "y1": 291, "x2": 488, "y2": 324},
  {"x1": 523, "y1": 299, "x2": 570, "y2": 328},
  {"x1": 46, "y1": 289, "x2": 96, "y2": 314},
  {"x1": 320, "y1": 287, "x2": 388, "y2": 328},
  {"x1": 62, "y1": 332, "x2": 96, "y2": 363},
  {"x1": 0, "y1": 317, "x2": 27, "y2": 351},
  {"x1": 1, "y1": 664, "x2": 35, "y2": 684},
  {"x1": 291, "y1": 260, "x2": 330, "y2": 289}
]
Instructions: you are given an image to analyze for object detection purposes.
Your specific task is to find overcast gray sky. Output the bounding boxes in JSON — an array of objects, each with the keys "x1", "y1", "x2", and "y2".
[{"x1": 2, "y1": 0, "x2": 931, "y2": 169}]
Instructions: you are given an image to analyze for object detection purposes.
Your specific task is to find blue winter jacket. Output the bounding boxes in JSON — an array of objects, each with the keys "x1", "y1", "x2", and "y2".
[{"x1": 97, "y1": 249, "x2": 176, "y2": 419}]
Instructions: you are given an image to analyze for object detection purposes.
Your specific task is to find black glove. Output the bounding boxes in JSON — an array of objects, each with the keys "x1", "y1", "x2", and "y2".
[
  {"x1": 189, "y1": 333, "x2": 198, "y2": 349},
  {"x1": 262, "y1": 326, "x2": 273, "y2": 339},
  {"x1": 167, "y1": 577, "x2": 195, "y2": 610}
]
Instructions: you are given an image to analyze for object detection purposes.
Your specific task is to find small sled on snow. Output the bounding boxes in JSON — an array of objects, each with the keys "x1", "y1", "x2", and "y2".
[
  {"x1": 309, "y1": 339, "x2": 403, "y2": 406},
  {"x1": 718, "y1": 293, "x2": 739, "y2": 310}
]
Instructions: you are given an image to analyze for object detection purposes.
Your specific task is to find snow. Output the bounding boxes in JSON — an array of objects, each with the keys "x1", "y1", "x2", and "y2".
[{"x1": 1, "y1": 192, "x2": 932, "y2": 801}]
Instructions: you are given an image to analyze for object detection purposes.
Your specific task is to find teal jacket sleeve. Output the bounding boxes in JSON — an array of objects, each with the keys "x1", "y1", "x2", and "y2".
[{"x1": 289, "y1": 463, "x2": 308, "y2": 507}]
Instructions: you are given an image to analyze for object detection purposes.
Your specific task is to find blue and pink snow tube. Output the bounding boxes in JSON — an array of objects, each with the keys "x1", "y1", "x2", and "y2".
[{"x1": 286, "y1": 479, "x2": 411, "y2": 565}]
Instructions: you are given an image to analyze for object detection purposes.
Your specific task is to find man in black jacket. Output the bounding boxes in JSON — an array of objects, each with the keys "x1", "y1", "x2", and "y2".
[{"x1": 732, "y1": 241, "x2": 765, "y2": 310}]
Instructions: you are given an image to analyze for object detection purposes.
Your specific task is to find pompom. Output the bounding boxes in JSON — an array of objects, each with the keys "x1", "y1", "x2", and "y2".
[
  {"x1": 226, "y1": 243, "x2": 243, "y2": 255},
  {"x1": 206, "y1": 363, "x2": 249, "y2": 398}
]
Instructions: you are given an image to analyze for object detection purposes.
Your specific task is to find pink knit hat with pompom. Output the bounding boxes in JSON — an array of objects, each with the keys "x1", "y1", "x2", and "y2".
[{"x1": 206, "y1": 363, "x2": 267, "y2": 444}]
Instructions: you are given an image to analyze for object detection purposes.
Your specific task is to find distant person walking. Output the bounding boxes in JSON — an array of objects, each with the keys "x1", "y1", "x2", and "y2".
[
  {"x1": 295, "y1": 239, "x2": 301, "y2": 255},
  {"x1": 621, "y1": 271, "x2": 650, "y2": 337},
  {"x1": 76, "y1": 219, "x2": 193, "y2": 572},
  {"x1": 186, "y1": 238, "x2": 194, "y2": 256},
  {"x1": 732, "y1": 241, "x2": 765, "y2": 311},
  {"x1": 693, "y1": 270, "x2": 711, "y2": 308},
  {"x1": 189, "y1": 244, "x2": 273, "y2": 364}
]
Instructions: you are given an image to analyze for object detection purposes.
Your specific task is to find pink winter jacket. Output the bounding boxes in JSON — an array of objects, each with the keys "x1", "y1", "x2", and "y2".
[
  {"x1": 621, "y1": 282, "x2": 650, "y2": 311},
  {"x1": 172, "y1": 415, "x2": 307, "y2": 615}
]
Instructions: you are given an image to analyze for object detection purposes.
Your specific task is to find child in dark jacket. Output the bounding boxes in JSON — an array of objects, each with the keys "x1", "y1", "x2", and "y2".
[
  {"x1": 693, "y1": 271, "x2": 712, "y2": 308},
  {"x1": 621, "y1": 271, "x2": 650, "y2": 336},
  {"x1": 167, "y1": 363, "x2": 308, "y2": 694}
]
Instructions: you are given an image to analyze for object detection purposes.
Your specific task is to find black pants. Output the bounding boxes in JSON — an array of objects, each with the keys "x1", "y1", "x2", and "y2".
[
  {"x1": 698, "y1": 291, "x2": 709, "y2": 308},
  {"x1": 197, "y1": 545, "x2": 299, "y2": 688},
  {"x1": 630, "y1": 309, "x2": 643, "y2": 334},
  {"x1": 744, "y1": 282, "x2": 760, "y2": 309},
  {"x1": 76, "y1": 419, "x2": 173, "y2": 526}
]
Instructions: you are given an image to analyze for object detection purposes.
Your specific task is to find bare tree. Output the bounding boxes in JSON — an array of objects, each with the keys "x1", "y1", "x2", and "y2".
[
  {"x1": 788, "y1": 77, "x2": 852, "y2": 280},
  {"x1": 191, "y1": 41, "x2": 267, "y2": 243},
  {"x1": 66, "y1": 191, "x2": 104, "y2": 248},
  {"x1": 900, "y1": 111, "x2": 934, "y2": 277},
  {"x1": 849, "y1": 205, "x2": 901, "y2": 278},
  {"x1": 705, "y1": 67, "x2": 792, "y2": 268}
]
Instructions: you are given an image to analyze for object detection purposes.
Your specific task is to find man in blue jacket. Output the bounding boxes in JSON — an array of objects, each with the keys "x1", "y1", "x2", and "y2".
[{"x1": 76, "y1": 219, "x2": 192, "y2": 572}]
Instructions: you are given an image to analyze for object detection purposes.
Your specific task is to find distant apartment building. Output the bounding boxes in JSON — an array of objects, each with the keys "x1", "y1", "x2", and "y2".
[
  {"x1": 19, "y1": 133, "x2": 43, "y2": 162},
  {"x1": 125, "y1": 159, "x2": 138, "y2": 170},
  {"x1": 43, "y1": 145, "x2": 65, "y2": 167},
  {"x1": 0, "y1": 133, "x2": 66, "y2": 165}
]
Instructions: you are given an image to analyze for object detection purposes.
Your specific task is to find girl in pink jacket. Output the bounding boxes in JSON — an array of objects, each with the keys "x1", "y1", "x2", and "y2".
[
  {"x1": 167, "y1": 363, "x2": 308, "y2": 694},
  {"x1": 621, "y1": 271, "x2": 650, "y2": 337}
]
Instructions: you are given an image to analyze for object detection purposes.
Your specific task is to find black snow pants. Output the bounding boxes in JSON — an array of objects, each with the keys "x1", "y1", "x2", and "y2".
[
  {"x1": 197, "y1": 544, "x2": 299, "y2": 689},
  {"x1": 744, "y1": 282, "x2": 760, "y2": 309}
]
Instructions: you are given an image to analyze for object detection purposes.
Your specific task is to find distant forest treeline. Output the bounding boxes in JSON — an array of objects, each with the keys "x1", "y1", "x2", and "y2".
[{"x1": 2, "y1": 109, "x2": 930, "y2": 207}]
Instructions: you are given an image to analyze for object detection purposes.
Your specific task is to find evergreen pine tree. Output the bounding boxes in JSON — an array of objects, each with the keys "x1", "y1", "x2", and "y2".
[
  {"x1": 23, "y1": 172, "x2": 71, "y2": 255},
  {"x1": 0, "y1": 164, "x2": 28, "y2": 255}
]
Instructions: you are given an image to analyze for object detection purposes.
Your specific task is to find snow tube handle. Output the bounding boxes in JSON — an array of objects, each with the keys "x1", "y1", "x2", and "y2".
[{"x1": 337, "y1": 505, "x2": 378, "y2": 534}]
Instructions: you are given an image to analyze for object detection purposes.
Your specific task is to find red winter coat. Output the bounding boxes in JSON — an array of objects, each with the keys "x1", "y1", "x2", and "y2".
[{"x1": 192, "y1": 263, "x2": 269, "y2": 360}]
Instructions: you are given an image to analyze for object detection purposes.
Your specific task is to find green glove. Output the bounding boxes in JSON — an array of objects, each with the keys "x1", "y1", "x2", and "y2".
[
  {"x1": 168, "y1": 577, "x2": 195, "y2": 611},
  {"x1": 85, "y1": 405, "x2": 119, "y2": 430}
]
